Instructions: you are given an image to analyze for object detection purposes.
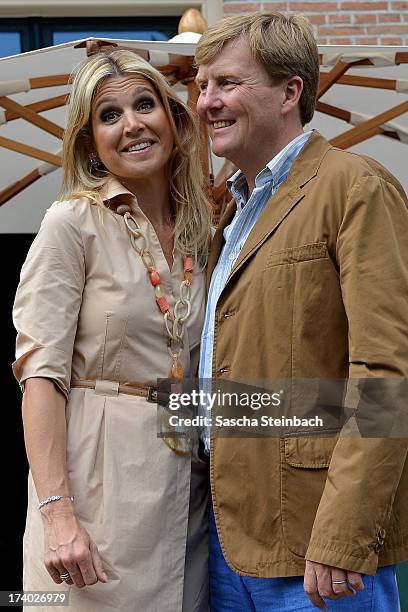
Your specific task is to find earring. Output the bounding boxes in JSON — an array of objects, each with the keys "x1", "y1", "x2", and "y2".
[{"x1": 89, "y1": 151, "x2": 101, "y2": 170}]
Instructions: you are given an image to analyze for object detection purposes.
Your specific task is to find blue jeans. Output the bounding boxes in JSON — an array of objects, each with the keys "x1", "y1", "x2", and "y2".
[{"x1": 209, "y1": 508, "x2": 399, "y2": 611}]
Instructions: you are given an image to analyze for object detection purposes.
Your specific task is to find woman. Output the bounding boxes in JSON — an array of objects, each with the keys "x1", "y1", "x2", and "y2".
[{"x1": 12, "y1": 49, "x2": 212, "y2": 611}]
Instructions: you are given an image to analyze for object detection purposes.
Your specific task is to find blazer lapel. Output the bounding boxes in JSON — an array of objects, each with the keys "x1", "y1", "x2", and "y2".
[{"x1": 225, "y1": 131, "x2": 331, "y2": 285}]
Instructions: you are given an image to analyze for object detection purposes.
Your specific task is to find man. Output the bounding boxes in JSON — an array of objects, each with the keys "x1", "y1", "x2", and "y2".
[{"x1": 195, "y1": 11, "x2": 408, "y2": 611}]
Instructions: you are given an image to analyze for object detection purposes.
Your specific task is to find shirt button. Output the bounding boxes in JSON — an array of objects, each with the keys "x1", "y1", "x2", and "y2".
[{"x1": 229, "y1": 253, "x2": 235, "y2": 261}]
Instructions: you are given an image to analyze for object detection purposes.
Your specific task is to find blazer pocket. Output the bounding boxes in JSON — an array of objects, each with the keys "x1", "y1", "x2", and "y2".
[
  {"x1": 284, "y1": 436, "x2": 336, "y2": 468},
  {"x1": 281, "y1": 437, "x2": 336, "y2": 557},
  {"x1": 266, "y1": 242, "x2": 328, "y2": 268}
]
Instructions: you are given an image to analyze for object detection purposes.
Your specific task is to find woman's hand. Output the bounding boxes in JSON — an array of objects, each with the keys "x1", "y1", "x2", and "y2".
[{"x1": 41, "y1": 500, "x2": 108, "y2": 588}]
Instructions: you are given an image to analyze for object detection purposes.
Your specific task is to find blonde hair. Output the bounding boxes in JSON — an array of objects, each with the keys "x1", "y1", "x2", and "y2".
[
  {"x1": 195, "y1": 11, "x2": 319, "y2": 125},
  {"x1": 60, "y1": 49, "x2": 212, "y2": 266}
]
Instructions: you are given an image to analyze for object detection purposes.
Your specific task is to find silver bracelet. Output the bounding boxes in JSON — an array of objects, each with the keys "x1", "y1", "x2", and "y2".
[{"x1": 38, "y1": 495, "x2": 74, "y2": 510}]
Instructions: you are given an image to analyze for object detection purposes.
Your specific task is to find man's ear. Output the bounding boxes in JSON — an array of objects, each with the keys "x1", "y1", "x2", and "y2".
[{"x1": 282, "y1": 76, "x2": 304, "y2": 116}]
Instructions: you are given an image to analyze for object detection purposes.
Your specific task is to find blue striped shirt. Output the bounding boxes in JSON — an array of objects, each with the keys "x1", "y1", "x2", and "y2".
[{"x1": 198, "y1": 131, "x2": 312, "y2": 451}]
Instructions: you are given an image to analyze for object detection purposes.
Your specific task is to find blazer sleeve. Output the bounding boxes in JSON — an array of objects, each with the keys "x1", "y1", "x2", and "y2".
[
  {"x1": 306, "y1": 175, "x2": 408, "y2": 574},
  {"x1": 12, "y1": 202, "x2": 85, "y2": 400}
]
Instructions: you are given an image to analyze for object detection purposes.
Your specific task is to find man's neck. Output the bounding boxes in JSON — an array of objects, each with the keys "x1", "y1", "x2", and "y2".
[{"x1": 243, "y1": 127, "x2": 305, "y2": 192}]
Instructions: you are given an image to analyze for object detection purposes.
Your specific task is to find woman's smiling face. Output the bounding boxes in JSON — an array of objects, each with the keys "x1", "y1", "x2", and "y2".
[{"x1": 91, "y1": 75, "x2": 174, "y2": 191}]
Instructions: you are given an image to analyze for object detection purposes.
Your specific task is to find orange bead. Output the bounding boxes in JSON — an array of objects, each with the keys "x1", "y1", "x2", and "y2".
[
  {"x1": 149, "y1": 268, "x2": 161, "y2": 286},
  {"x1": 156, "y1": 296, "x2": 170, "y2": 314},
  {"x1": 184, "y1": 271, "x2": 193, "y2": 285},
  {"x1": 170, "y1": 358, "x2": 184, "y2": 380}
]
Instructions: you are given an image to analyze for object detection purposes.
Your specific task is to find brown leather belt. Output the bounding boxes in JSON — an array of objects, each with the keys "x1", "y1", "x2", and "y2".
[{"x1": 71, "y1": 379, "x2": 163, "y2": 403}]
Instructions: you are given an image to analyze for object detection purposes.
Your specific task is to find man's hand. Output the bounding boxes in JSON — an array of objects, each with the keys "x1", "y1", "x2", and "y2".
[{"x1": 304, "y1": 560, "x2": 364, "y2": 609}]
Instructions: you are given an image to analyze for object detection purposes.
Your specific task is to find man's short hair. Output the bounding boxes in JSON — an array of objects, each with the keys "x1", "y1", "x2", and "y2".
[{"x1": 195, "y1": 11, "x2": 320, "y2": 125}]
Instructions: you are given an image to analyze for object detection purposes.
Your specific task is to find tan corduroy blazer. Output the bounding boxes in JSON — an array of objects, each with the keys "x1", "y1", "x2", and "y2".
[{"x1": 208, "y1": 131, "x2": 408, "y2": 578}]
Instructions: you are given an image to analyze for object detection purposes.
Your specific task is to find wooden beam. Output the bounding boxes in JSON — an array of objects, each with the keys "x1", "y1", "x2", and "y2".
[
  {"x1": 396, "y1": 52, "x2": 408, "y2": 64},
  {"x1": 331, "y1": 125, "x2": 384, "y2": 149},
  {"x1": 4, "y1": 94, "x2": 68, "y2": 122},
  {"x1": 316, "y1": 101, "x2": 351, "y2": 122},
  {"x1": 0, "y1": 168, "x2": 41, "y2": 207},
  {"x1": 29, "y1": 75, "x2": 70, "y2": 88},
  {"x1": 318, "y1": 61, "x2": 350, "y2": 99},
  {"x1": 337, "y1": 74, "x2": 397, "y2": 90},
  {"x1": 317, "y1": 101, "x2": 404, "y2": 145},
  {"x1": 0, "y1": 96, "x2": 64, "y2": 139},
  {"x1": 0, "y1": 135, "x2": 62, "y2": 165},
  {"x1": 330, "y1": 99, "x2": 408, "y2": 149}
]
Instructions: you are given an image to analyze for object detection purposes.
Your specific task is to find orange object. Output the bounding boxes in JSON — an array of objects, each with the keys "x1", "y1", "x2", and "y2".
[
  {"x1": 184, "y1": 271, "x2": 193, "y2": 285},
  {"x1": 170, "y1": 357, "x2": 184, "y2": 380},
  {"x1": 156, "y1": 296, "x2": 169, "y2": 313},
  {"x1": 149, "y1": 268, "x2": 161, "y2": 286}
]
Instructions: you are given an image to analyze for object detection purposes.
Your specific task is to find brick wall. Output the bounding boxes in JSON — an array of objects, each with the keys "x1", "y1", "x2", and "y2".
[{"x1": 223, "y1": 1, "x2": 408, "y2": 44}]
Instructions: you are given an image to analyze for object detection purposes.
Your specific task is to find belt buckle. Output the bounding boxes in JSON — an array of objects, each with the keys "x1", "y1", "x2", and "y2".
[{"x1": 147, "y1": 387, "x2": 158, "y2": 403}]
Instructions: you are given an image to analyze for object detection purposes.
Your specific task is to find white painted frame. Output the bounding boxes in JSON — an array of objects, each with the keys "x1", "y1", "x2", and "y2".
[{"x1": 0, "y1": 0, "x2": 224, "y2": 25}]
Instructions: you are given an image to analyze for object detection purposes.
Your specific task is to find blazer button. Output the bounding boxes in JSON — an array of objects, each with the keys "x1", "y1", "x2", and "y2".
[
  {"x1": 223, "y1": 311, "x2": 235, "y2": 319},
  {"x1": 374, "y1": 542, "x2": 381, "y2": 553},
  {"x1": 379, "y1": 528, "x2": 386, "y2": 539}
]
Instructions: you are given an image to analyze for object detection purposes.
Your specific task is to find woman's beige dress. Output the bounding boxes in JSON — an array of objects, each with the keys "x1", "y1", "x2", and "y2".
[{"x1": 12, "y1": 178, "x2": 209, "y2": 612}]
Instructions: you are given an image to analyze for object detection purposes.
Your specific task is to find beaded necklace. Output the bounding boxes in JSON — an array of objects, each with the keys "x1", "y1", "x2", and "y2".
[{"x1": 117, "y1": 203, "x2": 193, "y2": 381}]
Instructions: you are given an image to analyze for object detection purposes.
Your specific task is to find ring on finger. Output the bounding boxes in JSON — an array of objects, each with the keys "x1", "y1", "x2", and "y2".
[
  {"x1": 60, "y1": 572, "x2": 70, "y2": 582},
  {"x1": 332, "y1": 580, "x2": 348, "y2": 584}
]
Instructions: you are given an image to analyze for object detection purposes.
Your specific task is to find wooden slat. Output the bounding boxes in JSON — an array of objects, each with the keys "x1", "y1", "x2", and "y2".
[
  {"x1": 331, "y1": 126, "x2": 400, "y2": 148},
  {"x1": 0, "y1": 135, "x2": 62, "y2": 165},
  {"x1": 318, "y1": 61, "x2": 350, "y2": 99},
  {"x1": 0, "y1": 96, "x2": 64, "y2": 139},
  {"x1": 29, "y1": 75, "x2": 70, "y2": 88},
  {"x1": 330, "y1": 99, "x2": 408, "y2": 149},
  {"x1": 317, "y1": 102, "x2": 404, "y2": 145},
  {"x1": 4, "y1": 94, "x2": 68, "y2": 122},
  {"x1": 316, "y1": 101, "x2": 351, "y2": 122},
  {"x1": 337, "y1": 75, "x2": 397, "y2": 90},
  {"x1": 396, "y1": 52, "x2": 408, "y2": 64},
  {"x1": 0, "y1": 168, "x2": 40, "y2": 207},
  {"x1": 331, "y1": 125, "x2": 384, "y2": 149}
]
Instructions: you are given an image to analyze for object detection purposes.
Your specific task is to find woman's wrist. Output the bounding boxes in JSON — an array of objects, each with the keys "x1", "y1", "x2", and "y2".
[
  {"x1": 39, "y1": 495, "x2": 75, "y2": 519},
  {"x1": 38, "y1": 494, "x2": 74, "y2": 510}
]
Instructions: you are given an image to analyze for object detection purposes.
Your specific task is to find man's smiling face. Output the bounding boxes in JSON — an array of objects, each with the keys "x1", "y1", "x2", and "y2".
[{"x1": 196, "y1": 37, "x2": 289, "y2": 183}]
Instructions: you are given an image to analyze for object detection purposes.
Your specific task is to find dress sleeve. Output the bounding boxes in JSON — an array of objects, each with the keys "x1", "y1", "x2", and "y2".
[{"x1": 12, "y1": 202, "x2": 85, "y2": 400}]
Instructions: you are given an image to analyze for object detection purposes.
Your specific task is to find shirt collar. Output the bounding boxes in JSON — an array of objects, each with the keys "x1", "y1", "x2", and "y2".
[
  {"x1": 99, "y1": 177, "x2": 137, "y2": 207},
  {"x1": 227, "y1": 130, "x2": 313, "y2": 208}
]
